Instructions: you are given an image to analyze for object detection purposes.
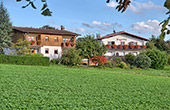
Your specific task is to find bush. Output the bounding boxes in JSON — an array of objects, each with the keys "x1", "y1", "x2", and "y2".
[
  {"x1": 119, "y1": 61, "x2": 129, "y2": 69},
  {"x1": 134, "y1": 54, "x2": 151, "y2": 69},
  {"x1": 145, "y1": 49, "x2": 167, "y2": 69},
  {"x1": 50, "y1": 58, "x2": 61, "y2": 65},
  {"x1": 167, "y1": 54, "x2": 170, "y2": 65},
  {"x1": 23, "y1": 53, "x2": 43, "y2": 57},
  {"x1": 125, "y1": 53, "x2": 136, "y2": 65},
  {"x1": 104, "y1": 60, "x2": 114, "y2": 68},
  {"x1": 90, "y1": 55, "x2": 107, "y2": 66},
  {"x1": 0, "y1": 54, "x2": 49, "y2": 66},
  {"x1": 113, "y1": 57, "x2": 122, "y2": 64},
  {"x1": 61, "y1": 48, "x2": 82, "y2": 66}
]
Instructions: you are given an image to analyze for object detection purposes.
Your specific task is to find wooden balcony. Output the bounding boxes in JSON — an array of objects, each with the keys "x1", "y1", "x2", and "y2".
[
  {"x1": 30, "y1": 40, "x2": 43, "y2": 48},
  {"x1": 61, "y1": 42, "x2": 76, "y2": 48},
  {"x1": 106, "y1": 45, "x2": 146, "y2": 50}
]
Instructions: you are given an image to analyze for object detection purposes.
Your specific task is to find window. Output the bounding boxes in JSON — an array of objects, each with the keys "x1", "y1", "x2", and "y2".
[
  {"x1": 111, "y1": 41, "x2": 115, "y2": 45},
  {"x1": 45, "y1": 48, "x2": 49, "y2": 54},
  {"x1": 31, "y1": 36, "x2": 34, "y2": 41},
  {"x1": 54, "y1": 37, "x2": 58, "y2": 42},
  {"x1": 121, "y1": 42, "x2": 125, "y2": 45},
  {"x1": 54, "y1": 50, "x2": 58, "y2": 54},
  {"x1": 31, "y1": 49, "x2": 34, "y2": 53},
  {"x1": 108, "y1": 42, "x2": 111, "y2": 45},
  {"x1": 133, "y1": 42, "x2": 137, "y2": 45},
  {"x1": 45, "y1": 37, "x2": 49, "y2": 41},
  {"x1": 36, "y1": 37, "x2": 39, "y2": 41},
  {"x1": 28, "y1": 36, "x2": 31, "y2": 41}
]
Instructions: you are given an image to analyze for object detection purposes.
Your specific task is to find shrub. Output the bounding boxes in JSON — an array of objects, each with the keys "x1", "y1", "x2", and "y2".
[
  {"x1": 145, "y1": 49, "x2": 167, "y2": 69},
  {"x1": 23, "y1": 53, "x2": 43, "y2": 57},
  {"x1": 104, "y1": 60, "x2": 114, "y2": 68},
  {"x1": 167, "y1": 54, "x2": 170, "y2": 65},
  {"x1": 0, "y1": 54, "x2": 49, "y2": 66},
  {"x1": 61, "y1": 48, "x2": 82, "y2": 66},
  {"x1": 50, "y1": 58, "x2": 61, "y2": 65},
  {"x1": 134, "y1": 54, "x2": 151, "y2": 69},
  {"x1": 90, "y1": 55, "x2": 107, "y2": 66},
  {"x1": 113, "y1": 57, "x2": 122, "y2": 64},
  {"x1": 119, "y1": 61, "x2": 129, "y2": 69},
  {"x1": 125, "y1": 53, "x2": 136, "y2": 65}
]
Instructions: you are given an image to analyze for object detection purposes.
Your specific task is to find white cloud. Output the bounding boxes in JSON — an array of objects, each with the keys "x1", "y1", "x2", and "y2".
[
  {"x1": 131, "y1": 20, "x2": 161, "y2": 35},
  {"x1": 72, "y1": 28, "x2": 93, "y2": 33},
  {"x1": 82, "y1": 21, "x2": 122, "y2": 32},
  {"x1": 107, "y1": 1, "x2": 165, "y2": 14},
  {"x1": 106, "y1": 1, "x2": 118, "y2": 8}
]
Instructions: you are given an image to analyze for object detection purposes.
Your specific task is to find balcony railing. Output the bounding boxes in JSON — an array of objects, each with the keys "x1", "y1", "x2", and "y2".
[
  {"x1": 106, "y1": 44, "x2": 146, "y2": 50},
  {"x1": 61, "y1": 42, "x2": 76, "y2": 48}
]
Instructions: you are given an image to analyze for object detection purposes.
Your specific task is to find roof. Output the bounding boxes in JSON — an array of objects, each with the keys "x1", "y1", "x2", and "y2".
[
  {"x1": 13, "y1": 26, "x2": 80, "y2": 36},
  {"x1": 98, "y1": 31, "x2": 150, "y2": 41}
]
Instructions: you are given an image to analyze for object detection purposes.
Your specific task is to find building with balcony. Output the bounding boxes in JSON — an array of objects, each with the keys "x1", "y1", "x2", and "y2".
[
  {"x1": 97, "y1": 31, "x2": 150, "y2": 58},
  {"x1": 12, "y1": 26, "x2": 80, "y2": 60}
]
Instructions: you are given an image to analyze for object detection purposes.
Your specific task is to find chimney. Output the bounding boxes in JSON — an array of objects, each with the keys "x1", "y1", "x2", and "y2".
[
  {"x1": 113, "y1": 30, "x2": 116, "y2": 33},
  {"x1": 61, "y1": 25, "x2": 65, "y2": 30},
  {"x1": 96, "y1": 34, "x2": 101, "y2": 39}
]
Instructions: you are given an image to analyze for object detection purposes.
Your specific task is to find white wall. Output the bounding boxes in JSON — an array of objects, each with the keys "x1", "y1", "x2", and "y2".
[
  {"x1": 41, "y1": 46, "x2": 62, "y2": 60},
  {"x1": 102, "y1": 34, "x2": 146, "y2": 46}
]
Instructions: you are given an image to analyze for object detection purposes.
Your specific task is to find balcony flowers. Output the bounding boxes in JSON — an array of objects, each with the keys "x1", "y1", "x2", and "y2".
[
  {"x1": 112, "y1": 44, "x2": 117, "y2": 49},
  {"x1": 136, "y1": 45, "x2": 140, "y2": 49},
  {"x1": 124, "y1": 45, "x2": 128, "y2": 49},
  {"x1": 130, "y1": 44, "x2": 135, "y2": 49},
  {"x1": 118, "y1": 45, "x2": 123, "y2": 49},
  {"x1": 66, "y1": 42, "x2": 71, "y2": 46},
  {"x1": 31, "y1": 40, "x2": 35, "y2": 45},
  {"x1": 37, "y1": 40, "x2": 41, "y2": 45},
  {"x1": 106, "y1": 44, "x2": 111, "y2": 48},
  {"x1": 71, "y1": 42, "x2": 76, "y2": 47},
  {"x1": 142, "y1": 45, "x2": 146, "y2": 48}
]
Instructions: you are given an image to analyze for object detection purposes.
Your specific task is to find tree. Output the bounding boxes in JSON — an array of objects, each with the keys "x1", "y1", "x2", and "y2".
[
  {"x1": 76, "y1": 35, "x2": 107, "y2": 65},
  {"x1": 0, "y1": 2, "x2": 13, "y2": 54},
  {"x1": 40, "y1": 25, "x2": 56, "y2": 30},
  {"x1": 12, "y1": 39, "x2": 31, "y2": 55},
  {"x1": 61, "y1": 48, "x2": 82, "y2": 66},
  {"x1": 16, "y1": 0, "x2": 170, "y2": 40}
]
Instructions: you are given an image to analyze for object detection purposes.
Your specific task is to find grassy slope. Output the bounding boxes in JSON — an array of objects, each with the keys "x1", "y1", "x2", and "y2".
[{"x1": 0, "y1": 64, "x2": 170, "y2": 110}]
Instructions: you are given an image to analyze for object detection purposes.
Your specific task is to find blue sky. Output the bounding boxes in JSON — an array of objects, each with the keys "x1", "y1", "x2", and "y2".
[{"x1": 3, "y1": 0, "x2": 170, "y2": 40}]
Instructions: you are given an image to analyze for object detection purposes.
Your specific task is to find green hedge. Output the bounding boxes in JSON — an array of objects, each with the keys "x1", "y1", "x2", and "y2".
[{"x1": 0, "y1": 54, "x2": 49, "y2": 66}]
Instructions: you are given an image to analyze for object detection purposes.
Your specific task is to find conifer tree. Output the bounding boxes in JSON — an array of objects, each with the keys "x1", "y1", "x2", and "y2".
[{"x1": 0, "y1": 1, "x2": 13, "y2": 54}]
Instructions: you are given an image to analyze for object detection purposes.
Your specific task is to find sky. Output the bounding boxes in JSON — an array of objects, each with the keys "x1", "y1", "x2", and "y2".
[{"x1": 3, "y1": 0, "x2": 170, "y2": 40}]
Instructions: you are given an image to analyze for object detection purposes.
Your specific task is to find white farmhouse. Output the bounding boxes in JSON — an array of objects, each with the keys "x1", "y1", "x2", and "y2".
[{"x1": 97, "y1": 31, "x2": 150, "y2": 58}]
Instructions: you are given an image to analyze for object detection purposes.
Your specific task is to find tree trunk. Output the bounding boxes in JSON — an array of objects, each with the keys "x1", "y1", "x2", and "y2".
[{"x1": 88, "y1": 58, "x2": 90, "y2": 66}]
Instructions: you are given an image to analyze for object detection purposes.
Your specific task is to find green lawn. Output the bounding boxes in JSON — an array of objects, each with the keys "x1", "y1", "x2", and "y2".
[{"x1": 0, "y1": 64, "x2": 170, "y2": 110}]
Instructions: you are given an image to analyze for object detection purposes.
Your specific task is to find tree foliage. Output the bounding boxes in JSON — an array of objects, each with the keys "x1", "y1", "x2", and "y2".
[
  {"x1": 12, "y1": 39, "x2": 31, "y2": 55},
  {"x1": 134, "y1": 54, "x2": 151, "y2": 69},
  {"x1": 0, "y1": 2, "x2": 13, "y2": 54},
  {"x1": 61, "y1": 48, "x2": 82, "y2": 66},
  {"x1": 145, "y1": 49, "x2": 167, "y2": 70},
  {"x1": 76, "y1": 35, "x2": 107, "y2": 65},
  {"x1": 40, "y1": 25, "x2": 56, "y2": 30}
]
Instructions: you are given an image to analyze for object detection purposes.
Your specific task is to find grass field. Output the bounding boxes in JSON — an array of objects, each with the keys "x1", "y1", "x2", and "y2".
[{"x1": 0, "y1": 64, "x2": 170, "y2": 109}]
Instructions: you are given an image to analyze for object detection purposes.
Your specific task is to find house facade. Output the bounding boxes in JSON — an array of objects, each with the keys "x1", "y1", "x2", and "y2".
[
  {"x1": 97, "y1": 31, "x2": 150, "y2": 58},
  {"x1": 12, "y1": 26, "x2": 80, "y2": 60}
]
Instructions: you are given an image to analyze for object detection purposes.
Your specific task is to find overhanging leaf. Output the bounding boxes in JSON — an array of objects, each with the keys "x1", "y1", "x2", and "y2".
[{"x1": 41, "y1": 8, "x2": 52, "y2": 16}]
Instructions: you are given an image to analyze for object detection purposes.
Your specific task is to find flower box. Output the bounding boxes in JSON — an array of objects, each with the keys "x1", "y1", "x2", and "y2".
[
  {"x1": 66, "y1": 42, "x2": 71, "y2": 46},
  {"x1": 71, "y1": 42, "x2": 76, "y2": 47},
  {"x1": 106, "y1": 44, "x2": 111, "y2": 48},
  {"x1": 112, "y1": 45, "x2": 117, "y2": 49},
  {"x1": 124, "y1": 45, "x2": 128, "y2": 49},
  {"x1": 136, "y1": 45, "x2": 140, "y2": 49},
  {"x1": 37, "y1": 40, "x2": 41, "y2": 45},
  {"x1": 142, "y1": 45, "x2": 146, "y2": 48},
  {"x1": 31, "y1": 40, "x2": 35, "y2": 45},
  {"x1": 119, "y1": 45, "x2": 123, "y2": 49},
  {"x1": 130, "y1": 45, "x2": 135, "y2": 49}
]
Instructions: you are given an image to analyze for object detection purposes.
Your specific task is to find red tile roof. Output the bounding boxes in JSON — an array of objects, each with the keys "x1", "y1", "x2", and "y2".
[
  {"x1": 98, "y1": 31, "x2": 150, "y2": 41},
  {"x1": 13, "y1": 26, "x2": 80, "y2": 36}
]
